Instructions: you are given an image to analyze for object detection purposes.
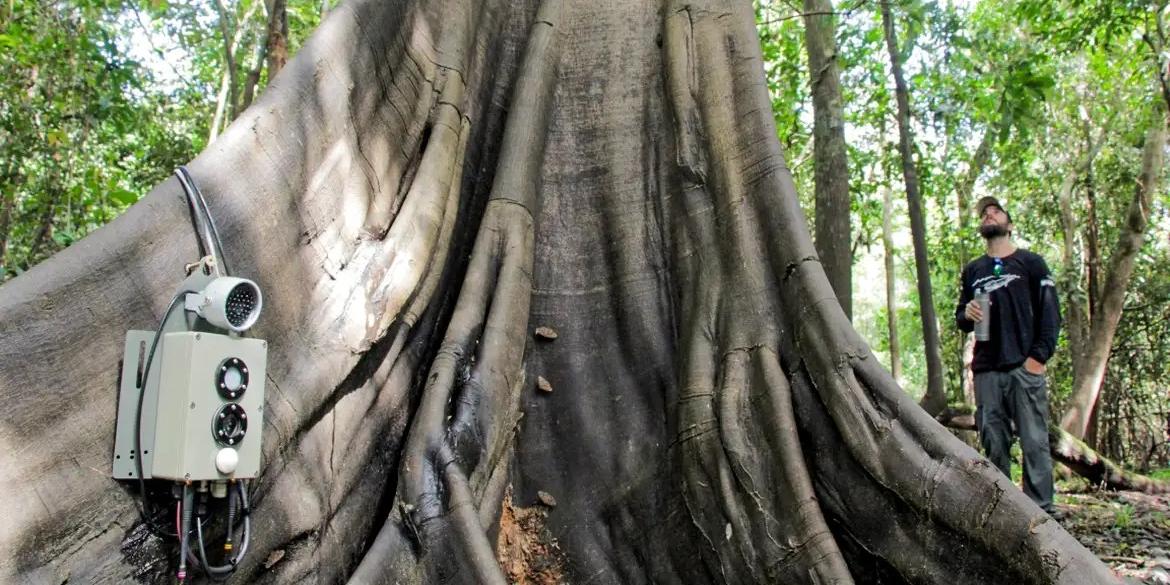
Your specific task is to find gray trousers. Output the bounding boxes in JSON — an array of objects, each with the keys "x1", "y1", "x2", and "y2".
[{"x1": 973, "y1": 368, "x2": 1055, "y2": 512}]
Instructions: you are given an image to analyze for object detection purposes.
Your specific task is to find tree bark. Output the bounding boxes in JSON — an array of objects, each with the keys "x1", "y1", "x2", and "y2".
[
  {"x1": 0, "y1": 1, "x2": 1118, "y2": 583},
  {"x1": 881, "y1": 2, "x2": 947, "y2": 415},
  {"x1": 1061, "y1": 98, "x2": 1167, "y2": 439},
  {"x1": 802, "y1": 0, "x2": 851, "y2": 320},
  {"x1": 264, "y1": 0, "x2": 288, "y2": 79}
]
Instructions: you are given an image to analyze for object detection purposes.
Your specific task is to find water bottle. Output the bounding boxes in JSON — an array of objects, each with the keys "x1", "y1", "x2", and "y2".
[{"x1": 974, "y1": 289, "x2": 991, "y2": 342}]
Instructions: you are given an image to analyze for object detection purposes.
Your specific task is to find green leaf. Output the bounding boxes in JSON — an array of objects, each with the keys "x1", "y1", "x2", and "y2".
[{"x1": 109, "y1": 188, "x2": 138, "y2": 206}]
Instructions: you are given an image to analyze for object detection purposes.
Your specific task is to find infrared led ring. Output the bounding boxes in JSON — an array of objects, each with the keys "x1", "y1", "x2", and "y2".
[
  {"x1": 215, "y1": 357, "x2": 250, "y2": 400},
  {"x1": 213, "y1": 403, "x2": 249, "y2": 446}
]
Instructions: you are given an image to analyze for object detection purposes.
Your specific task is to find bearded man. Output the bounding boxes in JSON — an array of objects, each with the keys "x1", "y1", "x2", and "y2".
[{"x1": 955, "y1": 196, "x2": 1062, "y2": 517}]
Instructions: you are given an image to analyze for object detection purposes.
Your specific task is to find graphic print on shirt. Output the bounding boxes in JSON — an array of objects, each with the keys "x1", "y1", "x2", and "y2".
[{"x1": 972, "y1": 273, "x2": 1020, "y2": 293}]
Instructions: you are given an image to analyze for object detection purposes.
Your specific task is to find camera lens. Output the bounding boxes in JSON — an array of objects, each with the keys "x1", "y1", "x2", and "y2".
[{"x1": 213, "y1": 403, "x2": 249, "y2": 445}]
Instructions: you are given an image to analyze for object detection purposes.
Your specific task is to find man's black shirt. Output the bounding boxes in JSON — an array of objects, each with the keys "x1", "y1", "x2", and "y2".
[{"x1": 956, "y1": 249, "x2": 1061, "y2": 373}]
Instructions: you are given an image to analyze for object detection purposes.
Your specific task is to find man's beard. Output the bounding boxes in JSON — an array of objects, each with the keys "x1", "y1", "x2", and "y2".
[{"x1": 979, "y1": 223, "x2": 1009, "y2": 239}]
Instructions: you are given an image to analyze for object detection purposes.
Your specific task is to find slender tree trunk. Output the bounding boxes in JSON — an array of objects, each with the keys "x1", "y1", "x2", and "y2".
[
  {"x1": 1061, "y1": 98, "x2": 1167, "y2": 439},
  {"x1": 240, "y1": 35, "x2": 267, "y2": 113},
  {"x1": 881, "y1": 2, "x2": 946, "y2": 415},
  {"x1": 211, "y1": 0, "x2": 260, "y2": 141},
  {"x1": 0, "y1": 162, "x2": 17, "y2": 269},
  {"x1": 1057, "y1": 166, "x2": 1084, "y2": 355},
  {"x1": 802, "y1": 0, "x2": 851, "y2": 320},
  {"x1": 216, "y1": 0, "x2": 240, "y2": 112},
  {"x1": 210, "y1": 0, "x2": 237, "y2": 143},
  {"x1": 26, "y1": 186, "x2": 59, "y2": 262},
  {"x1": 1084, "y1": 163, "x2": 1102, "y2": 318},
  {"x1": 265, "y1": 0, "x2": 288, "y2": 79},
  {"x1": 953, "y1": 106, "x2": 1004, "y2": 404},
  {"x1": 881, "y1": 184, "x2": 901, "y2": 381},
  {"x1": 1057, "y1": 123, "x2": 1108, "y2": 388},
  {"x1": 0, "y1": 189, "x2": 12, "y2": 269}
]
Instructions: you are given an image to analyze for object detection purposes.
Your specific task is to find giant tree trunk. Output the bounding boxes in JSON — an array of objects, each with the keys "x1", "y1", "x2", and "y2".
[
  {"x1": 881, "y1": 2, "x2": 947, "y2": 415},
  {"x1": 803, "y1": 0, "x2": 852, "y2": 320},
  {"x1": 1061, "y1": 98, "x2": 1167, "y2": 439},
  {"x1": 0, "y1": 0, "x2": 1117, "y2": 583}
]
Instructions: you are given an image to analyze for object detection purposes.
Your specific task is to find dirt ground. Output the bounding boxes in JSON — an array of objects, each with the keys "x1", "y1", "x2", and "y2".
[{"x1": 1058, "y1": 485, "x2": 1170, "y2": 584}]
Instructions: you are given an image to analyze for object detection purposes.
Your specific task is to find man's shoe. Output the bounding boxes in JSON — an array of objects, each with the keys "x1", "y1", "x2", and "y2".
[{"x1": 1047, "y1": 508, "x2": 1066, "y2": 523}]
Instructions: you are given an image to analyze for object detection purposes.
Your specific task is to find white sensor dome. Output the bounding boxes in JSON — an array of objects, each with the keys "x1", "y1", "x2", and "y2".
[{"x1": 192, "y1": 277, "x2": 263, "y2": 332}]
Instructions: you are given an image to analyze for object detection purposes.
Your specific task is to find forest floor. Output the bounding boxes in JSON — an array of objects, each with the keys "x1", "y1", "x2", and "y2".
[
  {"x1": 492, "y1": 479, "x2": 1169, "y2": 583},
  {"x1": 1058, "y1": 482, "x2": 1170, "y2": 584}
]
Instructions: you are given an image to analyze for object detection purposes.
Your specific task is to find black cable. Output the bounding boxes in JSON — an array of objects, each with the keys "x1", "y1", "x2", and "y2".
[
  {"x1": 174, "y1": 169, "x2": 215, "y2": 268},
  {"x1": 133, "y1": 289, "x2": 192, "y2": 538},
  {"x1": 176, "y1": 166, "x2": 231, "y2": 276},
  {"x1": 194, "y1": 481, "x2": 251, "y2": 578}
]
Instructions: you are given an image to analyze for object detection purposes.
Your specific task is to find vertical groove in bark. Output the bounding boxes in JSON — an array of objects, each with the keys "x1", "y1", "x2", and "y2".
[
  {"x1": 803, "y1": 0, "x2": 852, "y2": 321},
  {"x1": 880, "y1": 3, "x2": 946, "y2": 415},
  {"x1": 348, "y1": 1, "x2": 559, "y2": 582},
  {"x1": 1061, "y1": 98, "x2": 1167, "y2": 439},
  {"x1": 662, "y1": 4, "x2": 854, "y2": 582}
]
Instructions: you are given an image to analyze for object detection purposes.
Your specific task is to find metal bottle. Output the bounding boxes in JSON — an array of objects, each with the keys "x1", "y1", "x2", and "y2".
[{"x1": 974, "y1": 289, "x2": 991, "y2": 342}]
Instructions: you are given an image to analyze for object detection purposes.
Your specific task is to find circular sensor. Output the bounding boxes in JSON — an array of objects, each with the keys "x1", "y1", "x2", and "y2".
[
  {"x1": 213, "y1": 403, "x2": 249, "y2": 446},
  {"x1": 216, "y1": 357, "x2": 250, "y2": 400},
  {"x1": 196, "y1": 277, "x2": 263, "y2": 332},
  {"x1": 225, "y1": 283, "x2": 258, "y2": 329}
]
